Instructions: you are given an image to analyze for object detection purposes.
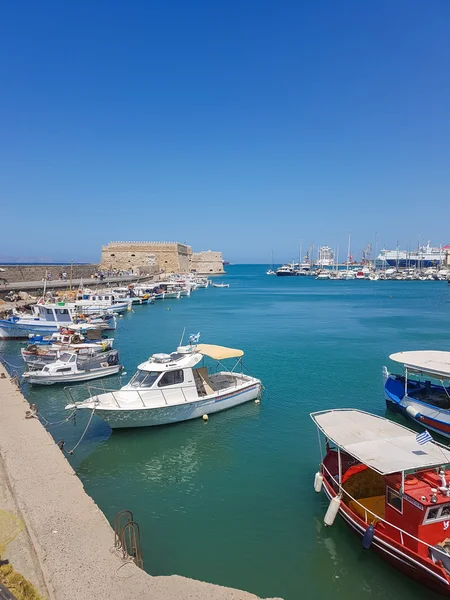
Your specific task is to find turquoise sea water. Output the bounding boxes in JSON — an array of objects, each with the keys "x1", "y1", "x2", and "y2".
[{"x1": 2, "y1": 264, "x2": 450, "y2": 600}]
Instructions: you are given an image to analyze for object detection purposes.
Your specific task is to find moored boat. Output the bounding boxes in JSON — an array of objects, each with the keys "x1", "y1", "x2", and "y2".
[
  {"x1": 0, "y1": 304, "x2": 116, "y2": 339},
  {"x1": 384, "y1": 351, "x2": 450, "y2": 438},
  {"x1": 23, "y1": 349, "x2": 122, "y2": 385},
  {"x1": 65, "y1": 342, "x2": 262, "y2": 428},
  {"x1": 21, "y1": 327, "x2": 114, "y2": 365},
  {"x1": 311, "y1": 408, "x2": 450, "y2": 595}
]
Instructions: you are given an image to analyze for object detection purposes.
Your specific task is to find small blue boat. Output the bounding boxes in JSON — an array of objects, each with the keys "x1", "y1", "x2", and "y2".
[{"x1": 384, "y1": 351, "x2": 450, "y2": 438}]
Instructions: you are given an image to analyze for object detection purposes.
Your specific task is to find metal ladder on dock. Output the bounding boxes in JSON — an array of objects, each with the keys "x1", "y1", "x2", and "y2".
[{"x1": 114, "y1": 510, "x2": 144, "y2": 569}]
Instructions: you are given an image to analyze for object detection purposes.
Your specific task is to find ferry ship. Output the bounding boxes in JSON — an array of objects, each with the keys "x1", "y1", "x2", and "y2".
[{"x1": 377, "y1": 242, "x2": 449, "y2": 267}]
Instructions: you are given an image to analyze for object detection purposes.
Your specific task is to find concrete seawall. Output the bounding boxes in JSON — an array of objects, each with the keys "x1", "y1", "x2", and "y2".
[{"x1": 0, "y1": 364, "x2": 279, "y2": 600}]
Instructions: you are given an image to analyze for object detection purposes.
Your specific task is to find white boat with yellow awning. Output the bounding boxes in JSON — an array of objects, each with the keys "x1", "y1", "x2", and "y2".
[{"x1": 65, "y1": 342, "x2": 262, "y2": 428}]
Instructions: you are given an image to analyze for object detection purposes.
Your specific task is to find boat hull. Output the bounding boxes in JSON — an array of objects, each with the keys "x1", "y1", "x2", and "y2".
[
  {"x1": 23, "y1": 365, "x2": 122, "y2": 385},
  {"x1": 0, "y1": 320, "x2": 60, "y2": 339},
  {"x1": 90, "y1": 382, "x2": 261, "y2": 429},
  {"x1": 384, "y1": 373, "x2": 450, "y2": 439},
  {"x1": 322, "y1": 480, "x2": 450, "y2": 595}
]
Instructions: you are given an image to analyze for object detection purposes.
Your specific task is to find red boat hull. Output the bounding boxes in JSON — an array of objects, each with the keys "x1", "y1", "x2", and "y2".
[{"x1": 322, "y1": 481, "x2": 450, "y2": 595}]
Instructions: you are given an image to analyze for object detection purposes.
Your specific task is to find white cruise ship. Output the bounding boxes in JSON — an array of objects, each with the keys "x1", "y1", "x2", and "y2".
[{"x1": 377, "y1": 242, "x2": 449, "y2": 267}]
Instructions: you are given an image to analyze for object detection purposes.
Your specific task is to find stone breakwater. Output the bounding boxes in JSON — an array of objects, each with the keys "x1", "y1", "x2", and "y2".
[{"x1": 0, "y1": 364, "x2": 280, "y2": 600}]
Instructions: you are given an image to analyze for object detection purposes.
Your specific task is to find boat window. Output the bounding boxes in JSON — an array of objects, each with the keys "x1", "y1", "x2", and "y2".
[
  {"x1": 158, "y1": 370, "x2": 184, "y2": 387},
  {"x1": 386, "y1": 487, "x2": 403, "y2": 513},
  {"x1": 58, "y1": 352, "x2": 71, "y2": 362},
  {"x1": 129, "y1": 369, "x2": 160, "y2": 388},
  {"x1": 425, "y1": 503, "x2": 450, "y2": 523},
  {"x1": 56, "y1": 368, "x2": 72, "y2": 373},
  {"x1": 69, "y1": 355, "x2": 76, "y2": 363}
]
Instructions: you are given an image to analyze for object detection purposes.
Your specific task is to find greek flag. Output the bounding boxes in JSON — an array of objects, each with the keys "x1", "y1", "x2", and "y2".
[
  {"x1": 189, "y1": 332, "x2": 200, "y2": 345},
  {"x1": 416, "y1": 430, "x2": 433, "y2": 445}
]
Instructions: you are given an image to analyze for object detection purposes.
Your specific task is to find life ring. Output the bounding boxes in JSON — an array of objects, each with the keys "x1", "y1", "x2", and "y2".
[{"x1": 71, "y1": 334, "x2": 82, "y2": 344}]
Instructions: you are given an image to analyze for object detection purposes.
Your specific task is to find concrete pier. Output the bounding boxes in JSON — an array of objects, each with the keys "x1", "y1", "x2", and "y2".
[
  {"x1": 0, "y1": 364, "x2": 278, "y2": 600},
  {"x1": 0, "y1": 274, "x2": 154, "y2": 294}
]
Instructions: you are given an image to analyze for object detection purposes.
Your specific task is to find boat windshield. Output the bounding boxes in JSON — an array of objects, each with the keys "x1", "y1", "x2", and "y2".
[{"x1": 129, "y1": 369, "x2": 160, "y2": 388}]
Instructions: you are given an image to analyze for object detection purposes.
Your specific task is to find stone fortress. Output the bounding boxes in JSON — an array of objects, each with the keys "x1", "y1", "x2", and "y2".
[{"x1": 100, "y1": 241, "x2": 225, "y2": 275}]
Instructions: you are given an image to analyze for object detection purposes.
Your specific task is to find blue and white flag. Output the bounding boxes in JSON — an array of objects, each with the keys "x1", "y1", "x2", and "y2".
[
  {"x1": 416, "y1": 430, "x2": 433, "y2": 445},
  {"x1": 189, "y1": 332, "x2": 201, "y2": 345}
]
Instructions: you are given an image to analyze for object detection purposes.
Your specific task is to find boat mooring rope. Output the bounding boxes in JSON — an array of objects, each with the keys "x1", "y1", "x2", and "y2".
[{"x1": 65, "y1": 407, "x2": 96, "y2": 455}]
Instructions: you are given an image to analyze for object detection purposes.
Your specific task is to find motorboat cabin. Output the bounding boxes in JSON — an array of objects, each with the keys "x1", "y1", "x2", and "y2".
[
  {"x1": 311, "y1": 409, "x2": 450, "y2": 595},
  {"x1": 384, "y1": 351, "x2": 450, "y2": 438},
  {"x1": 66, "y1": 343, "x2": 262, "y2": 428}
]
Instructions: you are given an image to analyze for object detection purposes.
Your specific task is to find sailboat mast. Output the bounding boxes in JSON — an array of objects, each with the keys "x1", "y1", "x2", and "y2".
[{"x1": 346, "y1": 232, "x2": 351, "y2": 273}]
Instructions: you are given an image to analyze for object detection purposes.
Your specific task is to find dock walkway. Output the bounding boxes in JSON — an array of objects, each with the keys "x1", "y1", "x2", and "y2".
[
  {"x1": 0, "y1": 275, "x2": 153, "y2": 293},
  {"x1": 0, "y1": 364, "x2": 277, "y2": 600}
]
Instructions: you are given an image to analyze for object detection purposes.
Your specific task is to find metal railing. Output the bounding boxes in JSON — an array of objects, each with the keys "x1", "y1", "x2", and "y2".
[
  {"x1": 114, "y1": 509, "x2": 143, "y2": 569},
  {"x1": 64, "y1": 380, "x2": 192, "y2": 409}
]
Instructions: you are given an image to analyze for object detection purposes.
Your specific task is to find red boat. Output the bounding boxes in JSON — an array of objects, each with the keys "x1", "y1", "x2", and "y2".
[{"x1": 311, "y1": 409, "x2": 450, "y2": 595}]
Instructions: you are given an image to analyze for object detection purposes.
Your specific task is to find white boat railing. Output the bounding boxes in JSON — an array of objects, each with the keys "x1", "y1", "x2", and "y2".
[
  {"x1": 321, "y1": 461, "x2": 440, "y2": 555},
  {"x1": 71, "y1": 382, "x2": 193, "y2": 409}
]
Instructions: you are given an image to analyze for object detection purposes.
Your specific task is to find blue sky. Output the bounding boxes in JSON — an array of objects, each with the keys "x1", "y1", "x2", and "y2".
[{"x1": 1, "y1": 0, "x2": 449, "y2": 264}]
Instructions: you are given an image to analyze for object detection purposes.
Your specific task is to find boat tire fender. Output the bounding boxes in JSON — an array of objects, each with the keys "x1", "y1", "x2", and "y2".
[
  {"x1": 107, "y1": 352, "x2": 119, "y2": 366},
  {"x1": 324, "y1": 495, "x2": 341, "y2": 526},
  {"x1": 314, "y1": 472, "x2": 323, "y2": 493},
  {"x1": 405, "y1": 405, "x2": 421, "y2": 420}
]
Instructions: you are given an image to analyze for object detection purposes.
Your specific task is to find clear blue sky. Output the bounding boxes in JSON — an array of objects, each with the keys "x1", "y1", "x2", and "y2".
[{"x1": 1, "y1": 0, "x2": 449, "y2": 264}]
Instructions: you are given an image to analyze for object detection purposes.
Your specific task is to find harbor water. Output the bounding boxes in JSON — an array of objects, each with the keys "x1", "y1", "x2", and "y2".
[{"x1": 1, "y1": 264, "x2": 449, "y2": 600}]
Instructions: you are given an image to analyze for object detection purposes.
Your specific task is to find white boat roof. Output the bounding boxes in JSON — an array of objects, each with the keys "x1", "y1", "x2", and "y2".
[
  {"x1": 390, "y1": 350, "x2": 450, "y2": 378},
  {"x1": 311, "y1": 409, "x2": 450, "y2": 475}
]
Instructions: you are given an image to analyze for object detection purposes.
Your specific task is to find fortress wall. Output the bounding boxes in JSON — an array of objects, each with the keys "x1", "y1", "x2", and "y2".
[
  {"x1": 100, "y1": 242, "x2": 192, "y2": 273},
  {"x1": 190, "y1": 251, "x2": 225, "y2": 274}
]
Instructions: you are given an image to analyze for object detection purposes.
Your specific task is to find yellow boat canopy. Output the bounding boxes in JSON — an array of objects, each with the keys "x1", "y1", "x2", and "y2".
[{"x1": 196, "y1": 344, "x2": 244, "y2": 360}]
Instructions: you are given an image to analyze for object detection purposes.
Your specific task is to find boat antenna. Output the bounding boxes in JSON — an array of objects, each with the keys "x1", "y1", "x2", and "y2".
[{"x1": 179, "y1": 327, "x2": 186, "y2": 347}]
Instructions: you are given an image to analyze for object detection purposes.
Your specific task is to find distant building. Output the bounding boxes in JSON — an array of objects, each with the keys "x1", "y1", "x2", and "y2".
[
  {"x1": 100, "y1": 241, "x2": 224, "y2": 274},
  {"x1": 318, "y1": 246, "x2": 334, "y2": 267}
]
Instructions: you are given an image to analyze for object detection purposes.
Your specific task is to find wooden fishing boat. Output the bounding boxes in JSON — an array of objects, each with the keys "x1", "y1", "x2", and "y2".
[{"x1": 311, "y1": 409, "x2": 450, "y2": 595}]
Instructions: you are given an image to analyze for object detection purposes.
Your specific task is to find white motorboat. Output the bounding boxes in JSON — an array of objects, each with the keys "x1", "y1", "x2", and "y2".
[
  {"x1": 212, "y1": 283, "x2": 230, "y2": 288},
  {"x1": 23, "y1": 349, "x2": 122, "y2": 385},
  {"x1": 315, "y1": 271, "x2": 330, "y2": 280},
  {"x1": 111, "y1": 287, "x2": 152, "y2": 304},
  {"x1": 266, "y1": 269, "x2": 276, "y2": 275},
  {"x1": 276, "y1": 264, "x2": 295, "y2": 276},
  {"x1": 0, "y1": 304, "x2": 116, "y2": 339},
  {"x1": 65, "y1": 343, "x2": 262, "y2": 428},
  {"x1": 74, "y1": 292, "x2": 130, "y2": 313},
  {"x1": 341, "y1": 270, "x2": 356, "y2": 280}
]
